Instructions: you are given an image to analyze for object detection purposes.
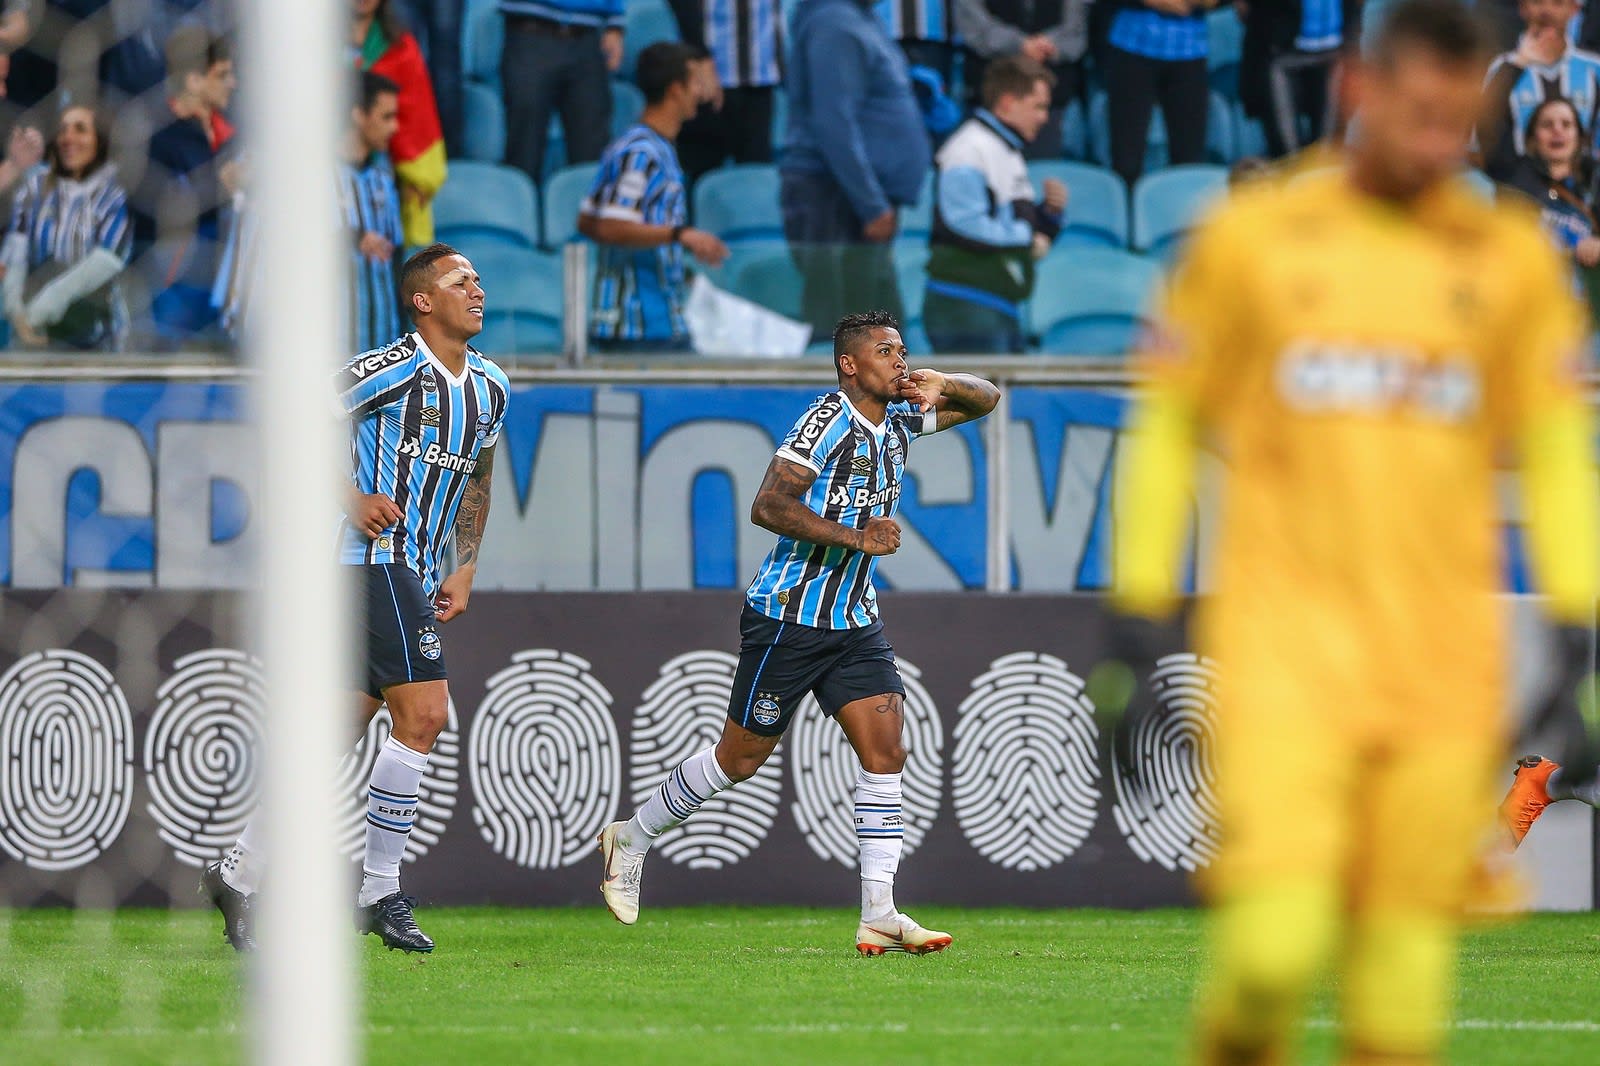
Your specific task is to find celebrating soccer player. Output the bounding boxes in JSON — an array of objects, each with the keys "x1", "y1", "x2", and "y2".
[
  {"x1": 202, "y1": 243, "x2": 509, "y2": 954},
  {"x1": 598, "y1": 309, "x2": 998, "y2": 955},
  {"x1": 1105, "y1": 1, "x2": 1600, "y2": 1062}
]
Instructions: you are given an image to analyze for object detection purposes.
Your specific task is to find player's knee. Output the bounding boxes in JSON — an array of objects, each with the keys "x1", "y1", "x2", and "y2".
[
  {"x1": 859, "y1": 742, "x2": 906, "y2": 774},
  {"x1": 391, "y1": 701, "x2": 448, "y2": 751},
  {"x1": 714, "y1": 743, "x2": 768, "y2": 783}
]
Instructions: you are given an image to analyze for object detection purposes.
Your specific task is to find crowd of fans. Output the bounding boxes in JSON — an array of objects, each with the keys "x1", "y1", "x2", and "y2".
[{"x1": 4, "y1": 0, "x2": 1600, "y2": 355}]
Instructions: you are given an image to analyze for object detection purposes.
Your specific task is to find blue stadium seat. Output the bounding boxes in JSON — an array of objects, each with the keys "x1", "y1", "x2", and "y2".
[
  {"x1": 461, "y1": 81, "x2": 506, "y2": 163},
  {"x1": 900, "y1": 174, "x2": 934, "y2": 239},
  {"x1": 1026, "y1": 161, "x2": 1129, "y2": 249},
  {"x1": 771, "y1": 88, "x2": 790, "y2": 161},
  {"x1": 543, "y1": 163, "x2": 599, "y2": 247},
  {"x1": 622, "y1": 0, "x2": 681, "y2": 79},
  {"x1": 1132, "y1": 163, "x2": 1228, "y2": 261},
  {"x1": 1089, "y1": 90, "x2": 1237, "y2": 172},
  {"x1": 1207, "y1": 8, "x2": 1243, "y2": 99},
  {"x1": 893, "y1": 241, "x2": 928, "y2": 323},
  {"x1": 730, "y1": 247, "x2": 804, "y2": 321},
  {"x1": 1028, "y1": 247, "x2": 1162, "y2": 356},
  {"x1": 435, "y1": 161, "x2": 539, "y2": 248},
  {"x1": 613, "y1": 80, "x2": 646, "y2": 139},
  {"x1": 693, "y1": 164, "x2": 782, "y2": 240},
  {"x1": 1233, "y1": 104, "x2": 1268, "y2": 159},
  {"x1": 463, "y1": 0, "x2": 502, "y2": 84},
  {"x1": 462, "y1": 246, "x2": 564, "y2": 355}
]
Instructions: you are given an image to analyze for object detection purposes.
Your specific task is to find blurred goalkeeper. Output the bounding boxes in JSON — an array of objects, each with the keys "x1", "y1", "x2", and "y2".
[{"x1": 1106, "y1": 1, "x2": 1600, "y2": 1062}]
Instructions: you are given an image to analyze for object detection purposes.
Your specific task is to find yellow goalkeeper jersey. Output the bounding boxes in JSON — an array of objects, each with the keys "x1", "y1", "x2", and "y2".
[{"x1": 1123, "y1": 166, "x2": 1593, "y2": 730}]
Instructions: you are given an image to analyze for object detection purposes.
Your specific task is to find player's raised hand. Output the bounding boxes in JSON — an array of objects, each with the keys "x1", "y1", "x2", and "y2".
[
  {"x1": 434, "y1": 566, "x2": 474, "y2": 623},
  {"x1": 348, "y1": 491, "x2": 402, "y2": 539},
  {"x1": 858, "y1": 516, "x2": 901, "y2": 556},
  {"x1": 897, "y1": 368, "x2": 945, "y2": 412}
]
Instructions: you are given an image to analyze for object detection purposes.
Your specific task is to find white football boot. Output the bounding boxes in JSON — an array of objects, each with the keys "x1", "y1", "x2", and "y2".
[
  {"x1": 855, "y1": 911, "x2": 952, "y2": 956},
  {"x1": 598, "y1": 821, "x2": 645, "y2": 925}
]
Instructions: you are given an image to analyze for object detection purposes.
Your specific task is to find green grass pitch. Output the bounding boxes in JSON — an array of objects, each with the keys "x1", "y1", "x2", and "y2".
[{"x1": 2, "y1": 906, "x2": 1598, "y2": 1064}]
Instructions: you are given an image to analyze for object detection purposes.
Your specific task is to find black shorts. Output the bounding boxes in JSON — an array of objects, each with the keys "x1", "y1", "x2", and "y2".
[
  {"x1": 726, "y1": 604, "x2": 905, "y2": 737},
  {"x1": 360, "y1": 563, "x2": 448, "y2": 698}
]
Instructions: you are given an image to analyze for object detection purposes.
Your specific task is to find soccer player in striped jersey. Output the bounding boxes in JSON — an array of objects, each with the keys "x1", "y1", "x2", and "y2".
[
  {"x1": 202, "y1": 243, "x2": 509, "y2": 954},
  {"x1": 598, "y1": 309, "x2": 998, "y2": 954}
]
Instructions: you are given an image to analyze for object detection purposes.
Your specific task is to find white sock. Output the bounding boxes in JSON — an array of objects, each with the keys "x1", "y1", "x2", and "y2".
[
  {"x1": 357, "y1": 736, "x2": 429, "y2": 907},
  {"x1": 856, "y1": 768, "x2": 904, "y2": 922},
  {"x1": 621, "y1": 746, "x2": 733, "y2": 855},
  {"x1": 1547, "y1": 767, "x2": 1600, "y2": 807},
  {"x1": 219, "y1": 810, "x2": 266, "y2": 895}
]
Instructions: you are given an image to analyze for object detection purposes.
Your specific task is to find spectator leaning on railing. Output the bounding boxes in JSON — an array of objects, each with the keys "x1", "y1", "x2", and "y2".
[
  {"x1": 781, "y1": 0, "x2": 929, "y2": 337},
  {"x1": 579, "y1": 41, "x2": 729, "y2": 354},
  {"x1": 3, "y1": 103, "x2": 131, "y2": 351},
  {"x1": 925, "y1": 56, "x2": 1065, "y2": 354}
]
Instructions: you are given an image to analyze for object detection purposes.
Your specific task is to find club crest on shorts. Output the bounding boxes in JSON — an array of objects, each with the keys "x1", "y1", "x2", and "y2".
[
  {"x1": 752, "y1": 692, "x2": 781, "y2": 727},
  {"x1": 377, "y1": 535, "x2": 392, "y2": 551},
  {"x1": 418, "y1": 627, "x2": 442, "y2": 661}
]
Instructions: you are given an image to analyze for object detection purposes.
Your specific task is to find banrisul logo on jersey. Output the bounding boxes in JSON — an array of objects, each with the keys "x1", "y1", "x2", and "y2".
[{"x1": 397, "y1": 438, "x2": 479, "y2": 474}]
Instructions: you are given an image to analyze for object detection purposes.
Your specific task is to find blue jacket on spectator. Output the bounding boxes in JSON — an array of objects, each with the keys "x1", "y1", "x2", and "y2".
[
  {"x1": 498, "y1": 0, "x2": 623, "y2": 30},
  {"x1": 783, "y1": 0, "x2": 930, "y2": 223}
]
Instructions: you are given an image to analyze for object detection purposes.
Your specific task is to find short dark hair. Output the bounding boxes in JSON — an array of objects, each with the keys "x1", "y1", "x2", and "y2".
[
  {"x1": 165, "y1": 26, "x2": 230, "y2": 96},
  {"x1": 1369, "y1": 0, "x2": 1494, "y2": 70},
  {"x1": 635, "y1": 41, "x2": 697, "y2": 106},
  {"x1": 400, "y1": 243, "x2": 465, "y2": 323},
  {"x1": 981, "y1": 55, "x2": 1055, "y2": 111},
  {"x1": 358, "y1": 70, "x2": 400, "y2": 114},
  {"x1": 832, "y1": 309, "x2": 901, "y2": 374}
]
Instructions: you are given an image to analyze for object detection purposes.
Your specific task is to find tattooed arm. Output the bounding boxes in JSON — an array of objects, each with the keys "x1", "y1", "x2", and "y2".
[
  {"x1": 750, "y1": 456, "x2": 900, "y2": 557},
  {"x1": 895, "y1": 370, "x2": 1001, "y2": 431},
  {"x1": 434, "y1": 444, "x2": 495, "y2": 622}
]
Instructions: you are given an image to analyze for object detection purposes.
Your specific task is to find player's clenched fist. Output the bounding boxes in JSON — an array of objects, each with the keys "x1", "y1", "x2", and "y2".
[
  {"x1": 858, "y1": 516, "x2": 901, "y2": 556},
  {"x1": 348, "y1": 490, "x2": 402, "y2": 539}
]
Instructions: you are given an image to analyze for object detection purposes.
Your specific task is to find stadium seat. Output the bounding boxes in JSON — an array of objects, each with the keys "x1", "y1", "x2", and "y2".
[
  {"x1": 900, "y1": 174, "x2": 934, "y2": 239},
  {"x1": 893, "y1": 242, "x2": 929, "y2": 323},
  {"x1": 1089, "y1": 90, "x2": 1237, "y2": 173},
  {"x1": 613, "y1": 80, "x2": 646, "y2": 138},
  {"x1": 1028, "y1": 247, "x2": 1162, "y2": 356},
  {"x1": 730, "y1": 246, "x2": 804, "y2": 321},
  {"x1": 1207, "y1": 9, "x2": 1243, "y2": 100},
  {"x1": 693, "y1": 164, "x2": 782, "y2": 240},
  {"x1": 1234, "y1": 105, "x2": 1269, "y2": 159},
  {"x1": 621, "y1": 0, "x2": 681, "y2": 79},
  {"x1": 543, "y1": 163, "x2": 600, "y2": 247},
  {"x1": 465, "y1": 246, "x2": 565, "y2": 355},
  {"x1": 435, "y1": 161, "x2": 539, "y2": 249},
  {"x1": 1026, "y1": 161, "x2": 1129, "y2": 249},
  {"x1": 771, "y1": 88, "x2": 790, "y2": 160},
  {"x1": 463, "y1": 0, "x2": 502, "y2": 84},
  {"x1": 1132, "y1": 163, "x2": 1228, "y2": 261},
  {"x1": 461, "y1": 81, "x2": 506, "y2": 164}
]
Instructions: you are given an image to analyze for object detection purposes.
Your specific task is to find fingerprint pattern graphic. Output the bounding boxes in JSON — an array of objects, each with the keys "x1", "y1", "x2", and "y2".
[
  {"x1": 630, "y1": 651, "x2": 781, "y2": 869},
  {"x1": 339, "y1": 696, "x2": 462, "y2": 864},
  {"x1": 951, "y1": 652, "x2": 1101, "y2": 871},
  {"x1": 1111, "y1": 652, "x2": 1221, "y2": 872},
  {"x1": 0, "y1": 649, "x2": 134, "y2": 871},
  {"x1": 470, "y1": 650, "x2": 621, "y2": 868},
  {"x1": 144, "y1": 649, "x2": 266, "y2": 868},
  {"x1": 789, "y1": 660, "x2": 944, "y2": 868}
]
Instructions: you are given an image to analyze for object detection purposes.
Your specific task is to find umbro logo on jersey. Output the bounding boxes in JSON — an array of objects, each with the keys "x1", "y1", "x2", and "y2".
[
  {"x1": 851, "y1": 455, "x2": 873, "y2": 473},
  {"x1": 421, "y1": 406, "x2": 441, "y2": 427}
]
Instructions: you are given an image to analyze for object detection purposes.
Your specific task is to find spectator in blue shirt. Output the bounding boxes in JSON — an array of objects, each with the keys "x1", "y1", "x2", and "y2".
[
  {"x1": 500, "y1": 0, "x2": 624, "y2": 184},
  {"x1": 670, "y1": 0, "x2": 785, "y2": 183},
  {"x1": 1106, "y1": 0, "x2": 1213, "y2": 187},
  {"x1": 781, "y1": 0, "x2": 930, "y2": 337},
  {"x1": 579, "y1": 41, "x2": 730, "y2": 353},
  {"x1": 1240, "y1": 0, "x2": 1360, "y2": 157}
]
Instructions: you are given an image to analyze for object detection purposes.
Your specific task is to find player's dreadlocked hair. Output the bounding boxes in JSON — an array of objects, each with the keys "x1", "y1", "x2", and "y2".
[
  {"x1": 833, "y1": 310, "x2": 901, "y2": 375},
  {"x1": 400, "y1": 243, "x2": 465, "y2": 323},
  {"x1": 1370, "y1": 0, "x2": 1494, "y2": 70}
]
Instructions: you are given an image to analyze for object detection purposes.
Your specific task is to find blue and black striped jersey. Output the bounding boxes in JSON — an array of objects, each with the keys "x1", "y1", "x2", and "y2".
[
  {"x1": 582, "y1": 125, "x2": 689, "y2": 343},
  {"x1": 745, "y1": 391, "x2": 935, "y2": 629},
  {"x1": 338, "y1": 154, "x2": 404, "y2": 355},
  {"x1": 335, "y1": 332, "x2": 511, "y2": 597}
]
